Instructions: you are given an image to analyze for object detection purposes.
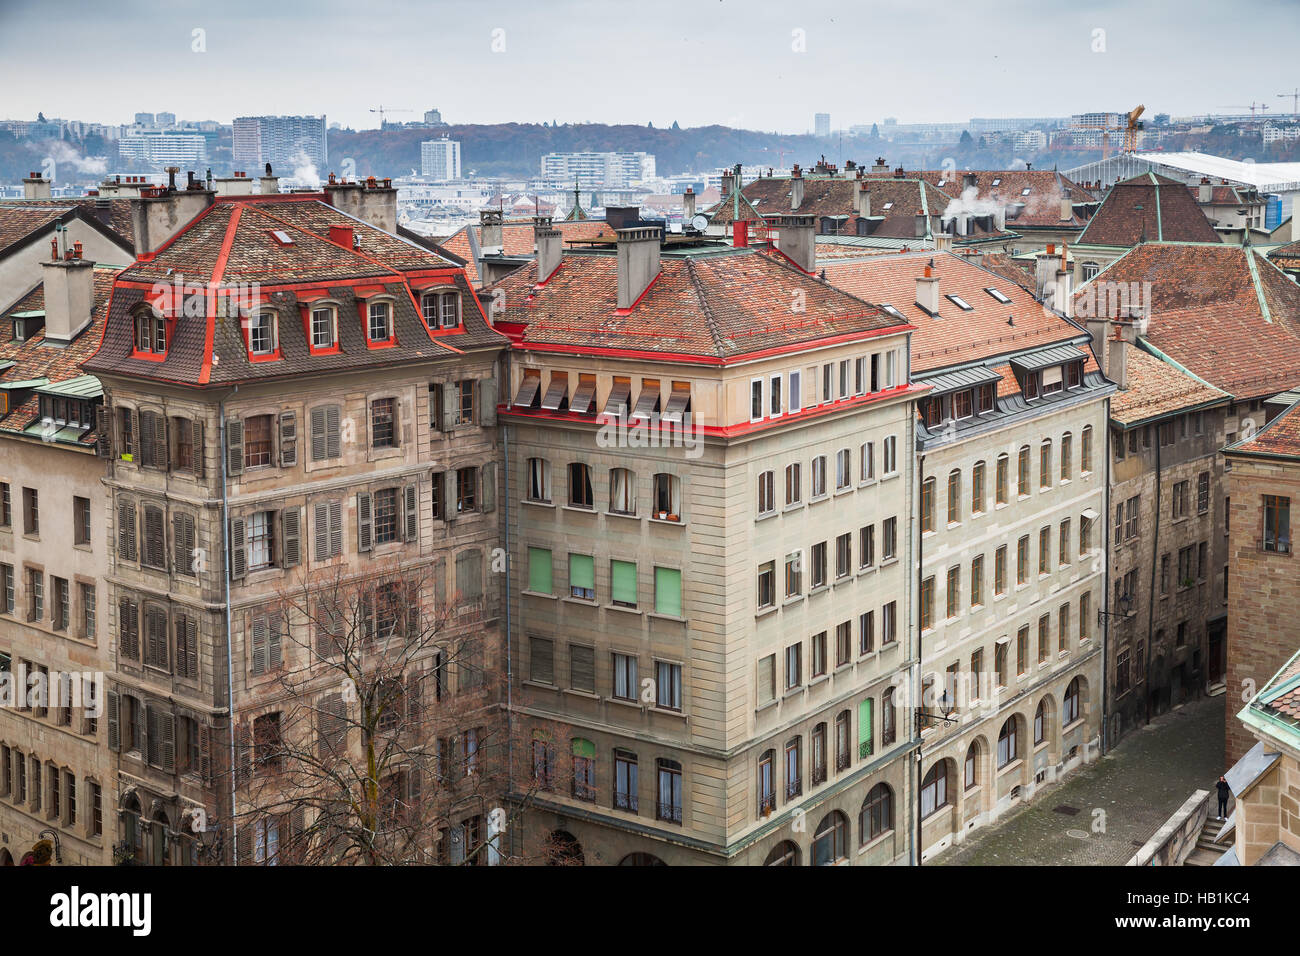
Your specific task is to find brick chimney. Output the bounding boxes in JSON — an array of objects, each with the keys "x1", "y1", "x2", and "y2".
[
  {"x1": 328, "y1": 224, "x2": 355, "y2": 249},
  {"x1": 720, "y1": 168, "x2": 735, "y2": 198},
  {"x1": 130, "y1": 183, "x2": 215, "y2": 258},
  {"x1": 213, "y1": 171, "x2": 255, "y2": 196},
  {"x1": 324, "y1": 177, "x2": 397, "y2": 233},
  {"x1": 40, "y1": 245, "x2": 96, "y2": 345},
  {"x1": 1199, "y1": 177, "x2": 1212, "y2": 204},
  {"x1": 683, "y1": 187, "x2": 696, "y2": 221},
  {"x1": 916, "y1": 264, "x2": 940, "y2": 315},
  {"x1": 856, "y1": 180, "x2": 872, "y2": 218},
  {"x1": 534, "y1": 216, "x2": 561, "y2": 281},
  {"x1": 479, "y1": 208, "x2": 504, "y2": 254},
  {"x1": 775, "y1": 215, "x2": 816, "y2": 272},
  {"x1": 615, "y1": 226, "x2": 661, "y2": 310},
  {"x1": 23, "y1": 172, "x2": 51, "y2": 200},
  {"x1": 790, "y1": 165, "x2": 804, "y2": 211}
]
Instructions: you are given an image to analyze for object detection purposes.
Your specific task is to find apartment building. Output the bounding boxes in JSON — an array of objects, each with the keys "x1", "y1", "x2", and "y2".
[
  {"x1": 491, "y1": 214, "x2": 922, "y2": 865},
  {"x1": 80, "y1": 177, "x2": 509, "y2": 864},
  {"x1": 0, "y1": 248, "x2": 120, "y2": 865},
  {"x1": 824, "y1": 247, "x2": 1113, "y2": 859}
]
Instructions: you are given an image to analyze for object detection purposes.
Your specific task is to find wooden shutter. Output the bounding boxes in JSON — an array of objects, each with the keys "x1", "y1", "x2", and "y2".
[
  {"x1": 315, "y1": 599, "x2": 341, "y2": 658},
  {"x1": 392, "y1": 398, "x2": 403, "y2": 447},
  {"x1": 146, "y1": 704, "x2": 161, "y2": 766},
  {"x1": 313, "y1": 502, "x2": 329, "y2": 562},
  {"x1": 441, "y1": 382, "x2": 456, "y2": 432},
  {"x1": 250, "y1": 614, "x2": 267, "y2": 674},
  {"x1": 287, "y1": 809, "x2": 307, "y2": 864},
  {"x1": 329, "y1": 499, "x2": 342, "y2": 557},
  {"x1": 444, "y1": 470, "x2": 458, "y2": 523},
  {"x1": 192, "y1": 418, "x2": 205, "y2": 478},
  {"x1": 174, "y1": 512, "x2": 195, "y2": 575},
  {"x1": 356, "y1": 492, "x2": 373, "y2": 552},
  {"x1": 406, "y1": 673, "x2": 423, "y2": 728},
  {"x1": 153, "y1": 414, "x2": 168, "y2": 471},
  {"x1": 571, "y1": 644, "x2": 595, "y2": 692},
  {"x1": 481, "y1": 463, "x2": 496, "y2": 513},
  {"x1": 758, "y1": 655, "x2": 775, "y2": 704},
  {"x1": 127, "y1": 408, "x2": 140, "y2": 459},
  {"x1": 226, "y1": 418, "x2": 243, "y2": 476},
  {"x1": 310, "y1": 406, "x2": 325, "y2": 461},
  {"x1": 182, "y1": 616, "x2": 198, "y2": 680},
  {"x1": 325, "y1": 405, "x2": 341, "y2": 459},
  {"x1": 106, "y1": 690, "x2": 120, "y2": 751},
  {"x1": 403, "y1": 484, "x2": 418, "y2": 542},
  {"x1": 95, "y1": 404, "x2": 113, "y2": 457},
  {"x1": 117, "y1": 499, "x2": 137, "y2": 560},
  {"x1": 197, "y1": 723, "x2": 212, "y2": 784},
  {"x1": 236, "y1": 823, "x2": 253, "y2": 864},
  {"x1": 160, "y1": 710, "x2": 175, "y2": 771},
  {"x1": 268, "y1": 611, "x2": 283, "y2": 670},
  {"x1": 318, "y1": 693, "x2": 345, "y2": 757},
  {"x1": 140, "y1": 411, "x2": 155, "y2": 468},
  {"x1": 229, "y1": 517, "x2": 246, "y2": 580},
  {"x1": 119, "y1": 598, "x2": 139, "y2": 660},
  {"x1": 279, "y1": 411, "x2": 297, "y2": 466},
  {"x1": 480, "y1": 376, "x2": 497, "y2": 426},
  {"x1": 235, "y1": 723, "x2": 251, "y2": 788},
  {"x1": 281, "y1": 507, "x2": 301, "y2": 568},
  {"x1": 144, "y1": 506, "x2": 165, "y2": 569}
]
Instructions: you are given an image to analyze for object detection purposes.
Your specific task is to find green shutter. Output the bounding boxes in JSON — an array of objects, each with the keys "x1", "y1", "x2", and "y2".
[
  {"x1": 527, "y1": 547, "x2": 552, "y2": 594},
  {"x1": 611, "y1": 560, "x2": 637, "y2": 606},
  {"x1": 654, "y1": 567, "x2": 682, "y2": 617},
  {"x1": 859, "y1": 698, "x2": 874, "y2": 758},
  {"x1": 569, "y1": 553, "x2": 595, "y2": 591},
  {"x1": 572, "y1": 737, "x2": 595, "y2": 759}
]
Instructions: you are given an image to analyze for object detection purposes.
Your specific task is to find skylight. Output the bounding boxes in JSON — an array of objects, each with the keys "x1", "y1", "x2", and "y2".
[
  {"x1": 991, "y1": 178, "x2": 1001, "y2": 186},
  {"x1": 878, "y1": 303, "x2": 904, "y2": 320},
  {"x1": 270, "y1": 229, "x2": 295, "y2": 246},
  {"x1": 1021, "y1": 187, "x2": 1031, "y2": 196},
  {"x1": 985, "y1": 287, "x2": 1012, "y2": 304},
  {"x1": 883, "y1": 201, "x2": 894, "y2": 210},
  {"x1": 946, "y1": 294, "x2": 974, "y2": 311},
  {"x1": 937, "y1": 179, "x2": 947, "y2": 187}
]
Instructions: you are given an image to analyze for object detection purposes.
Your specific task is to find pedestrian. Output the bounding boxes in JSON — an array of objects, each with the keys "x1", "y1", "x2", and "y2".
[{"x1": 1216, "y1": 775, "x2": 1231, "y2": 819}]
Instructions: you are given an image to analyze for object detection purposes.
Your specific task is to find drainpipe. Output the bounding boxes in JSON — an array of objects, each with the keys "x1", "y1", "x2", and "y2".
[
  {"x1": 1145, "y1": 429, "x2": 1162, "y2": 724},
  {"x1": 912, "y1": 449, "x2": 925, "y2": 866},
  {"x1": 219, "y1": 386, "x2": 238, "y2": 863},
  {"x1": 1101, "y1": 406, "x2": 1113, "y2": 755},
  {"x1": 501, "y1": 366, "x2": 514, "y2": 864}
]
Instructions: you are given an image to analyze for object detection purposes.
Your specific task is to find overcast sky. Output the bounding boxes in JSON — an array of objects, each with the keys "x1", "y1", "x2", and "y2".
[{"x1": 2, "y1": 0, "x2": 1298, "y2": 132}]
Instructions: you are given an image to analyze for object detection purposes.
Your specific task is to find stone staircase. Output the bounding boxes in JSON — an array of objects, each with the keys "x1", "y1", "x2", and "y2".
[{"x1": 1184, "y1": 814, "x2": 1229, "y2": 866}]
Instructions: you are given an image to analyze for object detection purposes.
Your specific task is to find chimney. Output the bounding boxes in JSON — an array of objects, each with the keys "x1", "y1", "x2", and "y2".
[
  {"x1": 915, "y1": 210, "x2": 928, "y2": 239},
  {"x1": 40, "y1": 253, "x2": 96, "y2": 346},
  {"x1": 933, "y1": 232, "x2": 953, "y2": 253},
  {"x1": 775, "y1": 214, "x2": 816, "y2": 272},
  {"x1": 790, "y1": 165, "x2": 804, "y2": 211},
  {"x1": 479, "y1": 208, "x2": 504, "y2": 253},
  {"x1": 916, "y1": 264, "x2": 940, "y2": 315},
  {"x1": 615, "y1": 225, "x2": 662, "y2": 310},
  {"x1": 720, "y1": 167, "x2": 735, "y2": 198},
  {"x1": 23, "y1": 171, "x2": 52, "y2": 200},
  {"x1": 962, "y1": 172, "x2": 978, "y2": 190},
  {"x1": 993, "y1": 206, "x2": 1006, "y2": 231},
  {"x1": 1199, "y1": 177, "x2": 1212, "y2": 204},
  {"x1": 855, "y1": 180, "x2": 872, "y2": 218},
  {"x1": 534, "y1": 216, "x2": 561, "y2": 281},
  {"x1": 1053, "y1": 268, "x2": 1073, "y2": 317},
  {"x1": 324, "y1": 177, "x2": 397, "y2": 233},
  {"x1": 130, "y1": 185, "x2": 215, "y2": 258},
  {"x1": 328, "y1": 224, "x2": 355, "y2": 249},
  {"x1": 871, "y1": 157, "x2": 889, "y2": 174},
  {"x1": 1108, "y1": 333, "x2": 1129, "y2": 390},
  {"x1": 259, "y1": 163, "x2": 280, "y2": 195},
  {"x1": 683, "y1": 187, "x2": 696, "y2": 221},
  {"x1": 1034, "y1": 248, "x2": 1058, "y2": 299},
  {"x1": 1060, "y1": 197, "x2": 1074, "y2": 221}
]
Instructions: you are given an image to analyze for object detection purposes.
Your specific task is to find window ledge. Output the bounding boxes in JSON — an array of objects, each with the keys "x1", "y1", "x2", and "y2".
[
  {"x1": 808, "y1": 674, "x2": 830, "y2": 689},
  {"x1": 782, "y1": 503, "x2": 805, "y2": 515},
  {"x1": 833, "y1": 486, "x2": 853, "y2": 497},
  {"x1": 647, "y1": 612, "x2": 686, "y2": 624},
  {"x1": 648, "y1": 516, "x2": 685, "y2": 528},
  {"x1": 561, "y1": 688, "x2": 601, "y2": 701},
  {"x1": 858, "y1": 478, "x2": 878, "y2": 489},
  {"x1": 755, "y1": 510, "x2": 778, "y2": 523},
  {"x1": 782, "y1": 686, "x2": 805, "y2": 701},
  {"x1": 605, "y1": 604, "x2": 642, "y2": 616},
  {"x1": 521, "y1": 679, "x2": 558, "y2": 692},
  {"x1": 857, "y1": 565, "x2": 877, "y2": 577},
  {"x1": 561, "y1": 505, "x2": 597, "y2": 516},
  {"x1": 606, "y1": 510, "x2": 640, "y2": 522},
  {"x1": 756, "y1": 605, "x2": 778, "y2": 619},
  {"x1": 782, "y1": 595, "x2": 805, "y2": 608},
  {"x1": 997, "y1": 759, "x2": 1024, "y2": 776},
  {"x1": 561, "y1": 597, "x2": 599, "y2": 608},
  {"x1": 808, "y1": 584, "x2": 830, "y2": 598},
  {"x1": 522, "y1": 498, "x2": 555, "y2": 509},
  {"x1": 808, "y1": 494, "x2": 830, "y2": 506},
  {"x1": 521, "y1": 589, "x2": 557, "y2": 600}
]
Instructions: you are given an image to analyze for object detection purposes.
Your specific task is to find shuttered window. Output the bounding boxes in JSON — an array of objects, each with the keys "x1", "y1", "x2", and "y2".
[
  {"x1": 313, "y1": 500, "x2": 343, "y2": 561},
  {"x1": 281, "y1": 507, "x2": 301, "y2": 568},
  {"x1": 249, "y1": 610, "x2": 283, "y2": 675},
  {"x1": 173, "y1": 512, "x2": 196, "y2": 576},
  {"x1": 569, "y1": 553, "x2": 595, "y2": 600},
  {"x1": 310, "y1": 405, "x2": 342, "y2": 461},
  {"x1": 527, "y1": 547, "x2": 552, "y2": 594},
  {"x1": 117, "y1": 499, "x2": 137, "y2": 561},
  {"x1": 611, "y1": 560, "x2": 637, "y2": 608},
  {"x1": 529, "y1": 637, "x2": 554, "y2": 684},
  {"x1": 141, "y1": 506, "x2": 166, "y2": 569},
  {"x1": 279, "y1": 411, "x2": 298, "y2": 466},
  {"x1": 757, "y1": 655, "x2": 775, "y2": 705},
  {"x1": 118, "y1": 598, "x2": 139, "y2": 660},
  {"x1": 858, "y1": 698, "x2": 873, "y2": 758},
  {"x1": 144, "y1": 605, "x2": 169, "y2": 669},
  {"x1": 175, "y1": 614, "x2": 199, "y2": 680},
  {"x1": 654, "y1": 567, "x2": 682, "y2": 617},
  {"x1": 570, "y1": 644, "x2": 595, "y2": 693}
]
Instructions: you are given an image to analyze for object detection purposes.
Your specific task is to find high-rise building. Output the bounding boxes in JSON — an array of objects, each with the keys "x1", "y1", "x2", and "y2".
[
  {"x1": 421, "y1": 138, "x2": 461, "y2": 181},
  {"x1": 232, "y1": 115, "x2": 328, "y2": 173},
  {"x1": 815, "y1": 113, "x2": 831, "y2": 138},
  {"x1": 155, "y1": 112, "x2": 176, "y2": 128},
  {"x1": 134, "y1": 113, "x2": 155, "y2": 126},
  {"x1": 116, "y1": 131, "x2": 208, "y2": 168},
  {"x1": 539, "y1": 152, "x2": 655, "y2": 190},
  {"x1": 424, "y1": 108, "x2": 443, "y2": 126}
]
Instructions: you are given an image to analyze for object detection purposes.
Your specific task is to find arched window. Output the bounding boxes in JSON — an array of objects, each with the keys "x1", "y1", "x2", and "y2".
[
  {"x1": 619, "y1": 852, "x2": 667, "y2": 866},
  {"x1": 764, "y1": 840, "x2": 800, "y2": 866},
  {"x1": 881, "y1": 687, "x2": 896, "y2": 745},
  {"x1": 784, "y1": 736, "x2": 802, "y2": 799},
  {"x1": 120, "y1": 793, "x2": 144, "y2": 863},
  {"x1": 758, "y1": 749, "x2": 776, "y2": 815},
  {"x1": 920, "y1": 763, "x2": 948, "y2": 818},
  {"x1": 1034, "y1": 698, "x2": 1047, "y2": 744},
  {"x1": 151, "y1": 809, "x2": 171, "y2": 866},
  {"x1": 134, "y1": 308, "x2": 167, "y2": 355},
  {"x1": 421, "y1": 290, "x2": 460, "y2": 330},
  {"x1": 365, "y1": 299, "x2": 393, "y2": 342},
  {"x1": 964, "y1": 741, "x2": 979, "y2": 790},
  {"x1": 947, "y1": 469, "x2": 962, "y2": 524},
  {"x1": 1063, "y1": 676, "x2": 1081, "y2": 725},
  {"x1": 567, "y1": 462, "x2": 593, "y2": 509},
  {"x1": 861, "y1": 783, "x2": 893, "y2": 842},
  {"x1": 811, "y1": 811, "x2": 849, "y2": 865},
  {"x1": 997, "y1": 716, "x2": 1019, "y2": 767},
  {"x1": 571, "y1": 738, "x2": 596, "y2": 801},
  {"x1": 652, "y1": 473, "x2": 680, "y2": 520},
  {"x1": 609, "y1": 468, "x2": 636, "y2": 515}
]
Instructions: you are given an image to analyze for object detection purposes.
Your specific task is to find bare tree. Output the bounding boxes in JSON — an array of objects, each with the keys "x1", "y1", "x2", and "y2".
[{"x1": 228, "y1": 557, "x2": 564, "y2": 865}]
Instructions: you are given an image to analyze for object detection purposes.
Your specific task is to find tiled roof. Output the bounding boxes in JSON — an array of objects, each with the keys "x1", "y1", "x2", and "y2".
[
  {"x1": 83, "y1": 195, "x2": 507, "y2": 387},
  {"x1": 1267, "y1": 239, "x2": 1300, "y2": 266},
  {"x1": 1079, "y1": 243, "x2": 1300, "y2": 400},
  {"x1": 0, "y1": 197, "x2": 136, "y2": 245},
  {"x1": 903, "y1": 169, "x2": 1100, "y2": 229},
  {"x1": 0, "y1": 205, "x2": 71, "y2": 255},
  {"x1": 975, "y1": 252, "x2": 1036, "y2": 293},
  {"x1": 487, "y1": 245, "x2": 907, "y2": 361},
  {"x1": 1109, "y1": 347, "x2": 1229, "y2": 426},
  {"x1": 1227, "y1": 399, "x2": 1300, "y2": 459},
  {"x1": 1076, "y1": 172, "x2": 1222, "y2": 246},
  {"x1": 0, "y1": 265, "x2": 118, "y2": 444},
  {"x1": 440, "y1": 219, "x2": 616, "y2": 284},
  {"x1": 821, "y1": 250, "x2": 1083, "y2": 373},
  {"x1": 1249, "y1": 648, "x2": 1300, "y2": 730}
]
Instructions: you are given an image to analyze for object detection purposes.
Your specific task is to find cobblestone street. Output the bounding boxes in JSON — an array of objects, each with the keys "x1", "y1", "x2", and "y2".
[{"x1": 937, "y1": 694, "x2": 1227, "y2": 865}]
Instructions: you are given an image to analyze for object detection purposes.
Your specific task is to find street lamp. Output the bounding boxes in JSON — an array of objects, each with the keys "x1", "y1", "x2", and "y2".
[
  {"x1": 1097, "y1": 592, "x2": 1132, "y2": 627},
  {"x1": 37, "y1": 829, "x2": 63, "y2": 863}
]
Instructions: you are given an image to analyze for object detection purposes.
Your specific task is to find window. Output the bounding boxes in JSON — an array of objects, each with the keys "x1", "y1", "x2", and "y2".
[
  {"x1": 920, "y1": 764, "x2": 948, "y2": 818},
  {"x1": 134, "y1": 309, "x2": 167, "y2": 354},
  {"x1": 369, "y1": 397, "x2": 397, "y2": 449},
  {"x1": 1017, "y1": 446, "x2": 1030, "y2": 496},
  {"x1": 1059, "y1": 519, "x2": 1071, "y2": 565},
  {"x1": 835, "y1": 449, "x2": 851, "y2": 490},
  {"x1": 789, "y1": 370, "x2": 802, "y2": 413},
  {"x1": 1017, "y1": 535, "x2": 1029, "y2": 584},
  {"x1": 860, "y1": 441, "x2": 875, "y2": 481},
  {"x1": 785, "y1": 642, "x2": 802, "y2": 690},
  {"x1": 373, "y1": 488, "x2": 400, "y2": 545},
  {"x1": 27, "y1": 568, "x2": 43, "y2": 621},
  {"x1": 883, "y1": 517, "x2": 897, "y2": 561},
  {"x1": 1063, "y1": 677, "x2": 1081, "y2": 725},
  {"x1": 1038, "y1": 614, "x2": 1050, "y2": 663},
  {"x1": 947, "y1": 470, "x2": 961, "y2": 524},
  {"x1": 53, "y1": 577, "x2": 69, "y2": 631},
  {"x1": 244, "y1": 415, "x2": 273, "y2": 469},
  {"x1": 758, "y1": 751, "x2": 776, "y2": 815},
  {"x1": 81, "y1": 583, "x2": 96, "y2": 639},
  {"x1": 248, "y1": 311, "x2": 277, "y2": 355},
  {"x1": 785, "y1": 463, "x2": 802, "y2": 506},
  {"x1": 652, "y1": 474, "x2": 680, "y2": 519},
  {"x1": 569, "y1": 553, "x2": 595, "y2": 601},
  {"x1": 422, "y1": 291, "x2": 459, "y2": 329},
  {"x1": 612, "y1": 653, "x2": 637, "y2": 700},
  {"x1": 882, "y1": 601, "x2": 897, "y2": 645},
  {"x1": 311, "y1": 306, "x2": 337, "y2": 349},
  {"x1": 769, "y1": 373, "x2": 782, "y2": 416},
  {"x1": 971, "y1": 461, "x2": 985, "y2": 514},
  {"x1": 614, "y1": 750, "x2": 638, "y2": 812},
  {"x1": 834, "y1": 534, "x2": 851, "y2": 579},
  {"x1": 1197, "y1": 472, "x2": 1210, "y2": 514},
  {"x1": 1264, "y1": 495, "x2": 1291, "y2": 553},
  {"x1": 883, "y1": 436, "x2": 898, "y2": 475},
  {"x1": 1039, "y1": 526, "x2": 1051, "y2": 574},
  {"x1": 859, "y1": 525, "x2": 875, "y2": 569},
  {"x1": 1016, "y1": 625, "x2": 1029, "y2": 675},
  {"x1": 568, "y1": 463, "x2": 593, "y2": 509},
  {"x1": 996, "y1": 455, "x2": 1009, "y2": 505},
  {"x1": 995, "y1": 545, "x2": 1007, "y2": 594},
  {"x1": 1060, "y1": 433, "x2": 1072, "y2": 481},
  {"x1": 921, "y1": 477, "x2": 935, "y2": 533},
  {"x1": 1080, "y1": 592, "x2": 1092, "y2": 642},
  {"x1": 811, "y1": 632, "x2": 827, "y2": 678},
  {"x1": 367, "y1": 300, "x2": 392, "y2": 341},
  {"x1": 945, "y1": 566, "x2": 960, "y2": 619},
  {"x1": 1081, "y1": 426, "x2": 1093, "y2": 473},
  {"x1": 657, "y1": 760, "x2": 682, "y2": 823},
  {"x1": 756, "y1": 470, "x2": 775, "y2": 516},
  {"x1": 859, "y1": 611, "x2": 875, "y2": 654},
  {"x1": 22, "y1": 487, "x2": 38, "y2": 536},
  {"x1": 310, "y1": 404, "x2": 341, "y2": 461},
  {"x1": 920, "y1": 576, "x2": 935, "y2": 631},
  {"x1": 455, "y1": 380, "x2": 476, "y2": 426},
  {"x1": 997, "y1": 717, "x2": 1018, "y2": 767},
  {"x1": 572, "y1": 739, "x2": 596, "y2": 801},
  {"x1": 750, "y1": 378, "x2": 764, "y2": 421},
  {"x1": 811, "y1": 456, "x2": 827, "y2": 497},
  {"x1": 881, "y1": 687, "x2": 896, "y2": 744},
  {"x1": 758, "y1": 561, "x2": 776, "y2": 609},
  {"x1": 0, "y1": 482, "x2": 8, "y2": 527},
  {"x1": 1034, "y1": 699, "x2": 1047, "y2": 745},
  {"x1": 784, "y1": 737, "x2": 802, "y2": 798},
  {"x1": 656, "y1": 661, "x2": 682, "y2": 710},
  {"x1": 610, "y1": 559, "x2": 638, "y2": 609},
  {"x1": 527, "y1": 458, "x2": 552, "y2": 503},
  {"x1": 1039, "y1": 440, "x2": 1052, "y2": 489},
  {"x1": 652, "y1": 566, "x2": 682, "y2": 618},
  {"x1": 1172, "y1": 480, "x2": 1188, "y2": 519},
  {"x1": 810, "y1": 541, "x2": 827, "y2": 589},
  {"x1": 1124, "y1": 496, "x2": 1140, "y2": 539},
  {"x1": 971, "y1": 554, "x2": 984, "y2": 607}
]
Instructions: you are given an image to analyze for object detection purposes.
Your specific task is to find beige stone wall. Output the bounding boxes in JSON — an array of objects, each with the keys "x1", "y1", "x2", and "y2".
[{"x1": 1233, "y1": 744, "x2": 1300, "y2": 866}]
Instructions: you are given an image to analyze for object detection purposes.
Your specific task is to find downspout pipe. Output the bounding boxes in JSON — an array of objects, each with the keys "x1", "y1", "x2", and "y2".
[
  {"x1": 1101, "y1": 410, "x2": 1113, "y2": 755},
  {"x1": 501, "y1": 355, "x2": 514, "y2": 864},
  {"x1": 1146, "y1": 430, "x2": 1162, "y2": 724},
  {"x1": 219, "y1": 386, "x2": 238, "y2": 862},
  {"x1": 913, "y1": 449, "x2": 925, "y2": 866}
]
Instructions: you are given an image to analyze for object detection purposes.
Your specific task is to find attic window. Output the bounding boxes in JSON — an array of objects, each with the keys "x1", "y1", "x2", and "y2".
[
  {"x1": 946, "y1": 294, "x2": 974, "y2": 311},
  {"x1": 937, "y1": 179, "x2": 946, "y2": 187},
  {"x1": 878, "y1": 303, "x2": 904, "y2": 321},
  {"x1": 421, "y1": 290, "x2": 460, "y2": 330},
  {"x1": 134, "y1": 310, "x2": 167, "y2": 356},
  {"x1": 882, "y1": 202, "x2": 894, "y2": 210},
  {"x1": 991, "y1": 178, "x2": 1002, "y2": 186},
  {"x1": 248, "y1": 310, "x2": 279, "y2": 356},
  {"x1": 270, "y1": 230, "x2": 295, "y2": 246},
  {"x1": 985, "y1": 287, "x2": 1012, "y2": 304},
  {"x1": 1020, "y1": 188, "x2": 1031, "y2": 196}
]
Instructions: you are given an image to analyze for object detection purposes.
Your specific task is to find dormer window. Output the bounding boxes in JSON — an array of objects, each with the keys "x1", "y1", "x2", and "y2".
[
  {"x1": 134, "y1": 309, "x2": 167, "y2": 355},
  {"x1": 421, "y1": 290, "x2": 460, "y2": 330},
  {"x1": 1066, "y1": 361, "x2": 1082, "y2": 389},
  {"x1": 1041, "y1": 365, "x2": 1063, "y2": 395},
  {"x1": 878, "y1": 303, "x2": 904, "y2": 321},
  {"x1": 248, "y1": 310, "x2": 278, "y2": 356},
  {"x1": 367, "y1": 300, "x2": 393, "y2": 342},
  {"x1": 310, "y1": 306, "x2": 338, "y2": 350}
]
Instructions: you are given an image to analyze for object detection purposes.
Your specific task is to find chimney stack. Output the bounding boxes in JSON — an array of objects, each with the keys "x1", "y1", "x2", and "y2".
[
  {"x1": 1199, "y1": 176, "x2": 1212, "y2": 204},
  {"x1": 130, "y1": 185, "x2": 215, "y2": 258},
  {"x1": 683, "y1": 187, "x2": 696, "y2": 221},
  {"x1": 479, "y1": 208, "x2": 504, "y2": 254},
  {"x1": 720, "y1": 168, "x2": 735, "y2": 198},
  {"x1": 1053, "y1": 267, "x2": 1073, "y2": 317},
  {"x1": 328, "y1": 224, "x2": 354, "y2": 249},
  {"x1": 915, "y1": 210, "x2": 928, "y2": 239},
  {"x1": 259, "y1": 163, "x2": 280, "y2": 195},
  {"x1": 916, "y1": 265, "x2": 940, "y2": 315},
  {"x1": 1034, "y1": 247, "x2": 1058, "y2": 300},
  {"x1": 615, "y1": 226, "x2": 662, "y2": 310},
  {"x1": 855, "y1": 180, "x2": 871, "y2": 218},
  {"x1": 963, "y1": 172, "x2": 978, "y2": 190},
  {"x1": 871, "y1": 157, "x2": 889, "y2": 174},
  {"x1": 534, "y1": 216, "x2": 561, "y2": 281},
  {"x1": 933, "y1": 232, "x2": 953, "y2": 253},
  {"x1": 790, "y1": 164, "x2": 804, "y2": 211},
  {"x1": 40, "y1": 253, "x2": 96, "y2": 346},
  {"x1": 775, "y1": 215, "x2": 816, "y2": 273},
  {"x1": 23, "y1": 172, "x2": 52, "y2": 200},
  {"x1": 1060, "y1": 197, "x2": 1073, "y2": 221},
  {"x1": 324, "y1": 177, "x2": 397, "y2": 233}
]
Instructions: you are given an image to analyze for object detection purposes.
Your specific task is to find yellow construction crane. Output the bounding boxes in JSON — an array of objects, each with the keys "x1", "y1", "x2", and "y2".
[{"x1": 1122, "y1": 104, "x2": 1145, "y2": 153}]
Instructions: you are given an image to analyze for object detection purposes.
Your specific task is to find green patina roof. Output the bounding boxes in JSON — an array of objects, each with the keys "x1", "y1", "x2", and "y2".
[{"x1": 34, "y1": 374, "x2": 102, "y2": 399}]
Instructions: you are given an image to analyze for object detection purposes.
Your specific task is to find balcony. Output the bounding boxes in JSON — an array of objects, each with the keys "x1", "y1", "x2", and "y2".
[
  {"x1": 614, "y1": 791, "x2": 638, "y2": 812},
  {"x1": 655, "y1": 802, "x2": 682, "y2": 824},
  {"x1": 786, "y1": 779, "x2": 802, "y2": 800}
]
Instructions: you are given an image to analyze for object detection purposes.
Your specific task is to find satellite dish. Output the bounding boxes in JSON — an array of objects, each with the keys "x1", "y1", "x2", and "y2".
[{"x1": 690, "y1": 214, "x2": 709, "y2": 232}]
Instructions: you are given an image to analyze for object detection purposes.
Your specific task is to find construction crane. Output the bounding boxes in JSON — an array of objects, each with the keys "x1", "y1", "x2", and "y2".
[
  {"x1": 1122, "y1": 104, "x2": 1145, "y2": 153},
  {"x1": 369, "y1": 105, "x2": 414, "y2": 127},
  {"x1": 1220, "y1": 102, "x2": 1271, "y2": 118},
  {"x1": 1279, "y1": 88, "x2": 1300, "y2": 116}
]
